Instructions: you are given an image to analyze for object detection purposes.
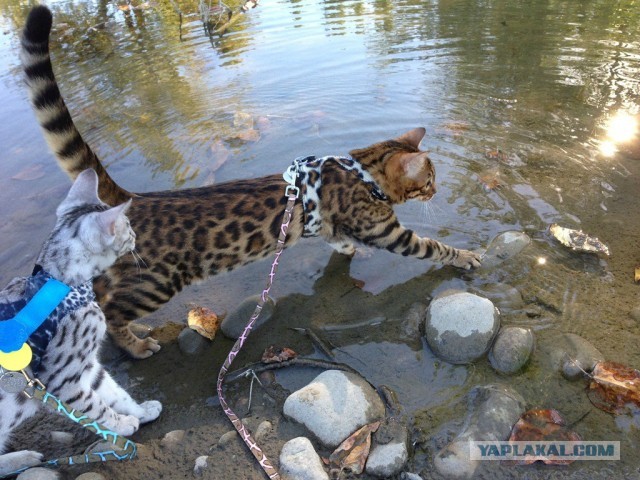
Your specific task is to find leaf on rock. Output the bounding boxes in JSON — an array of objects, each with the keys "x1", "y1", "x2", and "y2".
[
  {"x1": 187, "y1": 306, "x2": 221, "y2": 340},
  {"x1": 508, "y1": 409, "x2": 581, "y2": 465},
  {"x1": 588, "y1": 361, "x2": 640, "y2": 415},
  {"x1": 328, "y1": 421, "x2": 380, "y2": 476},
  {"x1": 261, "y1": 345, "x2": 297, "y2": 364},
  {"x1": 549, "y1": 224, "x2": 610, "y2": 256},
  {"x1": 12, "y1": 164, "x2": 45, "y2": 181}
]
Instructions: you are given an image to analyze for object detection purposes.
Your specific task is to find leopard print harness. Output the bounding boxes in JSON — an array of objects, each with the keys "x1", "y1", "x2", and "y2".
[
  {"x1": 0, "y1": 268, "x2": 95, "y2": 375},
  {"x1": 292, "y1": 155, "x2": 388, "y2": 237}
]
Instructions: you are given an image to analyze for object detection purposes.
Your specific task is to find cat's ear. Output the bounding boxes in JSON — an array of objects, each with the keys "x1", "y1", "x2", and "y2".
[
  {"x1": 57, "y1": 169, "x2": 101, "y2": 216},
  {"x1": 395, "y1": 128, "x2": 426, "y2": 149},
  {"x1": 400, "y1": 152, "x2": 430, "y2": 180},
  {"x1": 96, "y1": 199, "x2": 132, "y2": 238}
]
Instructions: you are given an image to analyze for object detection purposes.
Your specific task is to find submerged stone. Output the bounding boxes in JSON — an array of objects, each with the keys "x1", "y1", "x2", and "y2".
[
  {"x1": 479, "y1": 231, "x2": 531, "y2": 269},
  {"x1": 424, "y1": 291, "x2": 500, "y2": 364},
  {"x1": 488, "y1": 327, "x2": 535, "y2": 375},
  {"x1": 220, "y1": 294, "x2": 276, "y2": 339}
]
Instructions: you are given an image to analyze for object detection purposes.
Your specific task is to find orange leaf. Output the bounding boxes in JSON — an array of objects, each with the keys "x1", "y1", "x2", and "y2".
[
  {"x1": 328, "y1": 421, "x2": 380, "y2": 475},
  {"x1": 588, "y1": 361, "x2": 640, "y2": 415},
  {"x1": 187, "y1": 306, "x2": 220, "y2": 340},
  {"x1": 261, "y1": 345, "x2": 297, "y2": 364},
  {"x1": 508, "y1": 409, "x2": 581, "y2": 465}
]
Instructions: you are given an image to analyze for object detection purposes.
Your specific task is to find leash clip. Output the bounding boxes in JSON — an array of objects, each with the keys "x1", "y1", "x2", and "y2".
[{"x1": 283, "y1": 163, "x2": 300, "y2": 198}]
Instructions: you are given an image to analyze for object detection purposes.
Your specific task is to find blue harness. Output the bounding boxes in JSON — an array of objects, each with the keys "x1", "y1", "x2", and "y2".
[{"x1": 0, "y1": 267, "x2": 94, "y2": 375}]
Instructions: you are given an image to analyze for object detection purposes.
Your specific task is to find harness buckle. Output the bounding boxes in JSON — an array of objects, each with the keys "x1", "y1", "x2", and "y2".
[
  {"x1": 285, "y1": 185, "x2": 300, "y2": 198},
  {"x1": 22, "y1": 370, "x2": 45, "y2": 399}
]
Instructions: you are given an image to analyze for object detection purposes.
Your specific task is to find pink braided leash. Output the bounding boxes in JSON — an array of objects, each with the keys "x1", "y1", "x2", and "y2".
[{"x1": 217, "y1": 189, "x2": 299, "y2": 480}]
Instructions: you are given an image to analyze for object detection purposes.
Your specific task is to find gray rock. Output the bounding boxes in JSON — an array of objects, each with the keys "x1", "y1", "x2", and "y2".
[
  {"x1": 221, "y1": 294, "x2": 276, "y2": 339},
  {"x1": 478, "y1": 231, "x2": 531, "y2": 269},
  {"x1": 366, "y1": 440, "x2": 408, "y2": 478},
  {"x1": 401, "y1": 302, "x2": 427, "y2": 339},
  {"x1": 557, "y1": 333, "x2": 604, "y2": 380},
  {"x1": 17, "y1": 468, "x2": 59, "y2": 480},
  {"x1": 177, "y1": 327, "x2": 208, "y2": 355},
  {"x1": 488, "y1": 327, "x2": 535, "y2": 374},
  {"x1": 424, "y1": 291, "x2": 500, "y2": 364},
  {"x1": 434, "y1": 384, "x2": 525, "y2": 479},
  {"x1": 400, "y1": 474, "x2": 423, "y2": 480},
  {"x1": 193, "y1": 456, "x2": 209, "y2": 475},
  {"x1": 630, "y1": 305, "x2": 640, "y2": 322},
  {"x1": 471, "y1": 283, "x2": 524, "y2": 312},
  {"x1": 283, "y1": 370, "x2": 385, "y2": 448},
  {"x1": 279, "y1": 437, "x2": 329, "y2": 480}
]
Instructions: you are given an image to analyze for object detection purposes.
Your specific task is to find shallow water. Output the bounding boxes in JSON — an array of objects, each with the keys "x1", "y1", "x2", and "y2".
[{"x1": 1, "y1": 0, "x2": 640, "y2": 478}]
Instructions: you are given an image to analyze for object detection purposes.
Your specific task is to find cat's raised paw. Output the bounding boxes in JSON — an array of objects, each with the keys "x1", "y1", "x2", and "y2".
[
  {"x1": 129, "y1": 336, "x2": 161, "y2": 359},
  {"x1": 451, "y1": 249, "x2": 482, "y2": 270},
  {"x1": 0, "y1": 450, "x2": 43, "y2": 475},
  {"x1": 138, "y1": 400, "x2": 162, "y2": 424},
  {"x1": 113, "y1": 414, "x2": 140, "y2": 436}
]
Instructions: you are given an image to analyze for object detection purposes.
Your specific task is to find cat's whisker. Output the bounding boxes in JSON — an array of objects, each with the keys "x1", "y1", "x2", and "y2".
[{"x1": 131, "y1": 249, "x2": 148, "y2": 274}]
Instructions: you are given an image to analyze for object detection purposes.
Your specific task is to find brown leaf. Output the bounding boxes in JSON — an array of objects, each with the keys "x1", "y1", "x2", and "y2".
[
  {"x1": 187, "y1": 306, "x2": 220, "y2": 340},
  {"x1": 12, "y1": 164, "x2": 45, "y2": 181},
  {"x1": 329, "y1": 421, "x2": 380, "y2": 475},
  {"x1": 635, "y1": 266, "x2": 640, "y2": 283},
  {"x1": 588, "y1": 361, "x2": 640, "y2": 415},
  {"x1": 261, "y1": 345, "x2": 297, "y2": 363},
  {"x1": 508, "y1": 409, "x2": 581, "y2": 465}
]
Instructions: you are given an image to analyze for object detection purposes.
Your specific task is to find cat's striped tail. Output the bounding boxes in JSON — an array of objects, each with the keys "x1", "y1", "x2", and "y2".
[{"x1": 21, "y1": 5, "x2": 134, "y2": 205}]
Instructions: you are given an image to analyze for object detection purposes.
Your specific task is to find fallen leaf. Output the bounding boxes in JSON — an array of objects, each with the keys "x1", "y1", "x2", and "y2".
[
  {"x1": 352, "y1": 279, "x2": 365, "y2": 289},
  {"x1": 328, "y1": 421, "x2": 380, "y2": 476},
  {"x1": 187, "y1": 306, "x2": 220, "y2": 340},
  {"x1": 549, "y1": 224, "x2": 610, "y2": 256},
  {"x1": 261, "y1": 345, "x2": 297, "y2": 363},
  {"x1": 635, "y1": 266, "x2": 640, "y2": 283},
  {"x1": 588, "y1": 361, "x2": 640, "y2": 415},
  {"x1": 508, "y1": 409, "x2": 581, "y2": 465},
  {"x1": 478, "y1": 169, "x2": 503, "y2": 191},
  {"x1": 12, "y1": 164, "x2": 45, "y2": 181}
]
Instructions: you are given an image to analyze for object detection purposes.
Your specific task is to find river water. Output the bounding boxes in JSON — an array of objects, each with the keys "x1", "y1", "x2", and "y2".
[{"x1": 1, "y1": 0, "x2": 639, "y2": 478}]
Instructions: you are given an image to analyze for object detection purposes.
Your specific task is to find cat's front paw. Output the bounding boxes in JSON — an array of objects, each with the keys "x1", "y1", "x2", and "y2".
[
  {"x1": 112, "y1": 414, "x2": 140, "y2": 436},
  {"x1": 0, "y1": 450, "x2": 43, "y2": 475},
  {"x1": 450, "y1": 249, "x2": 482, "y2": 270},
  {"x1": 129, "y1": 336, "x2": 161, "y2": 359},
  {"x1": 138, "y1": 400, "x2": 162, "y2": 424}
]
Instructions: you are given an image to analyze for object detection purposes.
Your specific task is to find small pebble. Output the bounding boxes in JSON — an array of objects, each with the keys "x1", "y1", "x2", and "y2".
[
  {"x1": 255, "y1": 420, "x2": 273, "y2": 443},
  {"x1": 160, "y1": 430, "x2": 185, "y2": 449},
  {"x1": 193, "y1": 455, "x2": 209, "y2": 475},
  {"x1": 221, "y1": 295, "x2": 276, "y2": 339},
  {"x1": 218, "y1": 430, "x2": 238, "y2": 448},
  {"x1": 177, "y1": 328, "x2": 208, "y2": 355},
  {"x1": 17, "y1": 468, "x2": 59, "y2": 480},
  {"x1": 75, "y1": 473, "x2": 107, "y2": 480},
  {"x1": 630, "y1": 305, "x2": 640, "y2": 322}
]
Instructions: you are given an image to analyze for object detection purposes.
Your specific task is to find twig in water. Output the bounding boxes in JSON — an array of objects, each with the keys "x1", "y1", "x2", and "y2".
[
  {"x1": 290, "y1": 327, "x2": 335, "y2": 360},
  {"x1": 226, "y1": 357, "x2": 359, "y2": 383}
]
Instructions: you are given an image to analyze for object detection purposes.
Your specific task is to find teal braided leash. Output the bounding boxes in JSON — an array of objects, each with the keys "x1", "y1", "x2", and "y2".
[{"x1": 1, "y1": 379, "x2": 136, "y2": 478}]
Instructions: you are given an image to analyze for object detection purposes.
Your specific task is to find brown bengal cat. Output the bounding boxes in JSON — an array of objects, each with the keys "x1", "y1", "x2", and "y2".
[{"x1": 20, "y1": 5, "x2": 481, "y2": 359}]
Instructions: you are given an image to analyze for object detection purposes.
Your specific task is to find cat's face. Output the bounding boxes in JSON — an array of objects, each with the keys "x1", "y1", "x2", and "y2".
[{"x1": 38, "y1": 169, "x2": 135, "y2": 283}]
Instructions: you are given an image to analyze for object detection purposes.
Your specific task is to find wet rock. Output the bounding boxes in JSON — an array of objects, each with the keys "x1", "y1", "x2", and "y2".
[
  {"x1": 160, "y1": 430, "x2": 185, "y2": 449},
  {"x1": 255, "y1": 420, "x2": 272, "y2": 443},
  {"x1": 400, "y1": 473, "x2": 423, "y2": 480},
  {"x1": 279, "y1": 437, "x2": 329, "y2": 480},
  {"x1": 50, "y1": 431, "x2": 74, "y2": 445},
  {"x1": 17, "y1": 468, "x2": 59, "y2": 480},
  {"x1": 556, "y1": 333, "x2": 604, "y2": 380},
  {"x1": 424, "y1": 291, "x2": 500, "y2": 364},
  {"x1": 630, "y1": 305, "x2": 640, "y2": 322},
  {"x1": 488, "y1": 327, "x2": 535, "y2": 374},
  {"x1": 366, "y1": 440, "x2": 408, "y2": 478},
  {"x1": 221, "y1": 294, "x2": 276, "y2": 339},
  {"x1": 478, "y1": 231, "x2": 531, "y2": 269},
  {"x1": 401, "y1": 302, "x2": 427, "y2": 339},
  {"x1": 471, "y1": 283, "x2": 524, "y2": 313},
  {"x1": 193, "y1": 455, "x2": 209, "y2": 475},
  {"x1": 75, "y1": 474, "x2": 106, "y2": 480},
  {"x1": 283, "y1": 370, "x2": 385, "y2": 448},
  {"x1": 177, "y1": 327, "x2": 208, "y2": 355},
  {"x1": 434, "y1": 384, "x2": 525, "y2": 479}
]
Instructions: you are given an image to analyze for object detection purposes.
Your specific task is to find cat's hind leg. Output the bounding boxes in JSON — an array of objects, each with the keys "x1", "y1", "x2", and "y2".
[
  {"x1": 0, "y1": 451, "x2": 43, "y2": 476},
  {"x1": 0, "y1": 395, "x2": 42, "y2": 476}
]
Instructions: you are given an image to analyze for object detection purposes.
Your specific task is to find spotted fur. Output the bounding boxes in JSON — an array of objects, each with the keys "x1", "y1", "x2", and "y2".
[
  {"x1": 21, "y1": 6, "x2": 481, "y2": 359},
  {"x1": 0, "y1": 170, "x2": 161, "y2": 476}
]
